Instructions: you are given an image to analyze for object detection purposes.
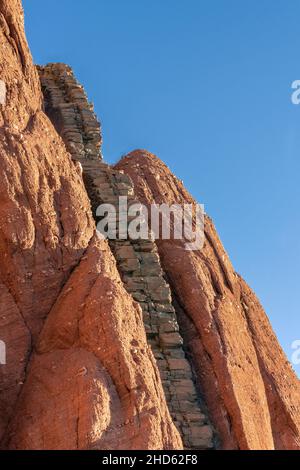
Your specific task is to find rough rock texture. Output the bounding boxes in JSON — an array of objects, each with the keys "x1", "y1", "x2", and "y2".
[
  {"x1": 116, "y1": 150, "x2": 300, "y2": 450},
  {"x1": 4, "y1": 236, "x2": 181, "y2": 450},
  {"x1": 0, "y1": 0, "x2": 181, "y2": 450},
  {"x1": 0, "y1": 0, "x2": 94, "y2": 442},
  {"x1": 37, "y1": 63, "x2": 102, "y2": 162}
]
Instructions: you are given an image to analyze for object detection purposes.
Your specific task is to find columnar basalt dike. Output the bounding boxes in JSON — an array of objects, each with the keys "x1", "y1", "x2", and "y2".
[
  {"x1": 37, "y1": 64, "x2": 215, "y2": 450},
  {"x1": 37, "y1": 64, "x2": 102, "y2": 161}
]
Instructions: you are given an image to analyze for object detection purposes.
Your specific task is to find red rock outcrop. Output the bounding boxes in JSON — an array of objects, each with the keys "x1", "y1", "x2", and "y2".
[
  {"x1": 4, "y1": 236, "x2": 181, "y2": 450},
  {"x1": 116, "y1": 150, "x2": 300, "y2": 450},
  {"x1": 0, "y1": 0, "x2": 95, "y2": 442},
  {"x1": 0, "y1": 0, "x2": 181, "y2": 449}
]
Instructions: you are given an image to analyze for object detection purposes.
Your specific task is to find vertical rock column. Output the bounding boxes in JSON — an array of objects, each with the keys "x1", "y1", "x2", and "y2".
[
  {"x1": 37, "y1": 64, "x2": 102, "y2": 161},
  {"x1": 37, "y1": 64, "x2": 215, "y2": 449}
]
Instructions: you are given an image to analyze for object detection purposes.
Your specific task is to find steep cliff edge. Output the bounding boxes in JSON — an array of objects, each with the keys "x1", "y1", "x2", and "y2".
[
  {"x1": 0, "y1": 0, "x2": 94, "y2": 442},
  {"x1": 116, "y1": 150, "x2": 300, "y2": 450},
  {"x1": 0, "y1": 0, "x2": 181, "y2": 449}
]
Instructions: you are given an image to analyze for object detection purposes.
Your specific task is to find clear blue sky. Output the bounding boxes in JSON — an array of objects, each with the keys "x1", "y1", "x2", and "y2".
[{"x1": 23, "y1": 0, "x2": 300, "y2": 375}]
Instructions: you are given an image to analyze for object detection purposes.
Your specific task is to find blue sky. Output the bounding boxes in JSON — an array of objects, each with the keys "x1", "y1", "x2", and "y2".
[{"x1": 23, "y1": 0, "x2": 300, "y2": 375}]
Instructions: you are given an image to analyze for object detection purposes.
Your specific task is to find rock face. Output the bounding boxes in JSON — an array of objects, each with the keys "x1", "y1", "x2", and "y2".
[
  {"x1": 37, "y1": 63, "x2": 102, "y2": 162},
  {"x1": 0, "y1": 0, "x2": 181, "y2": 450},
  {"x1": 0, "y1": 0, "x2": 94, "y2": 443},
  {"x1": 116, "y1": 150, "x2": 300, "y2": 450},
  {"x1": 1, "y1": 0, "x2": 300, "y2": 451},
  {"x1": 4, "y1": 236, "x2": 181, "y2": 450}
]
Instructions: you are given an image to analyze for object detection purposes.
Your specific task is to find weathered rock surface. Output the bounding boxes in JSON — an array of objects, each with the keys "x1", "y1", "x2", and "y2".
[
  {"x1": 116, "y1": 150, "x2": 300, "y2": 450},
  {"x1": 0, "y1": 0, "x2": 181, "y2": 450},
  {"x1": 0, "y1": 0, "x2": 95, "y2": 442},
  {"x1": 4, "y1": 236, "x2": 181, "y2": 450}
]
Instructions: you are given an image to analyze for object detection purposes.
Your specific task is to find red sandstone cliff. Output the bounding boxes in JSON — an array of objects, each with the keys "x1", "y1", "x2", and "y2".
[
  {"x1": 0, "y1": 0, "x2": 299, "y2": 451},
  {"x1": 116, "y1": 150, "x2": 300, "y2": 450},
  {"x1": 4, "y1": 236, "x2": 181, "y2": 450},
  {"x1": 0, "y1": 0, "x2": 181, "y2": 450}
]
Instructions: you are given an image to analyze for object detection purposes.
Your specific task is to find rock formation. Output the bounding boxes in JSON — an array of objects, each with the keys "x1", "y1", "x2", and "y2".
[
  {"x1": 116, "y1": 151, "x2": 300, "y2": 450},
  {"x1": 36, "y1": 63, "x2": 215, "y2": 450},
  {"x1": 0, "y1": 0, "x2": 299, "y2": 451},
  {"x1": 0, "y1": 0, "x2": 93, "y2": 443},
  {"x1": 0, "y1": 0, "x2": 180, "y2": 450},
  {"x1": 5, "y1": 236, "x2": 181, "y2": 450}
]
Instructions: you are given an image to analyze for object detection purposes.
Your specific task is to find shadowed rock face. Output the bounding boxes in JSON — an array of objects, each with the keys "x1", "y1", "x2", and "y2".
[
  {"x1": 0, "y1": 0, "x2": 181, "y2": 449},
  {"x1": 116, "y1": 150, "x2": 300, "y2": 450}
]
